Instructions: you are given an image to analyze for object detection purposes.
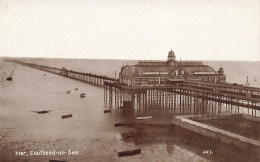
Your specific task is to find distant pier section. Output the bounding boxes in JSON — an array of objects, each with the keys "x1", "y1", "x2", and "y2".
[{"x1": 5, "y1": 59, "x2": 115, "y2": 87}]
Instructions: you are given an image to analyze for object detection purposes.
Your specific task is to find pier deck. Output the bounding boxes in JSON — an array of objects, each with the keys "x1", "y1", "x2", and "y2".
[{"x1": 104, "y1": 81, "x2": 260, "y2": 112}]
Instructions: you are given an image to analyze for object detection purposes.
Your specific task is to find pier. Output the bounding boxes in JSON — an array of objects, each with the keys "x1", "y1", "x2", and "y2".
[
  {"x1": 104, "y1": 81, "x2": 260, "y2": 116},
  {"x1": 7, "y1": 59, "x2": 115, "y2": 87},
  {"x1": 6, "y1": 58, "x2": 260, "y2": 117}
]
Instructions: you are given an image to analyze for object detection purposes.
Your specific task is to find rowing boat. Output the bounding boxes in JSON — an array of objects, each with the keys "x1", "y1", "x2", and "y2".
[{"x1": 136, "y1": 116, "x2": 152, "y2": 120}]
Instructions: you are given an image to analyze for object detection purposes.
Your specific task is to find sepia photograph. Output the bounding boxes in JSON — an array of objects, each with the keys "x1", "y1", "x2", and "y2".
[{"x1": 0, "y1": 0, "x2": 260, "y2": 161}]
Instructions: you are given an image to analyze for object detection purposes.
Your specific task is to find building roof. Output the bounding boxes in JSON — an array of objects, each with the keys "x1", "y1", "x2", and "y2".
[
  {"x1": 137, "y1": 60, "x2": 204, "y2": 67},
  {"x1": 182, "y1": 66, "x2": 216, "y2": 75},
  {"x1": 120, "y1": 64, "x2": 217, "y2": 77},
  {"x1": 119, "y1": 50, "x2": 220, "y2": 78},
  {"x1": 120, "y1": 65, "x2": 136, "y2": 76}
]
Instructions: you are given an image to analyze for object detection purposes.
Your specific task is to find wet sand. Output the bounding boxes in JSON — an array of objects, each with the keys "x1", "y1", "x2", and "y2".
[
  {"x1": 1, "y1": 115, "x2": 260, "y2": 162},
  {"x1": 0, "y1": 123, "x2": 209, "y2": 162}
]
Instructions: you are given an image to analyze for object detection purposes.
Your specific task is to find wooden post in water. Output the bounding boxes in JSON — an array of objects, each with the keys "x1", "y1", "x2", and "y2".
[
  {"x1": 231, "y1": 98, "x2": 233, "y2": 113},
  {"x1": 115, "y1": 87, "x2": 117, "y2": 106},
  {"x1": 104, "y1": 85, "x2": 105, "y2": 102},
  {"x1": 174, "y1": 92, "x2": 176, "y2": 110},
  {"x1": 202, "y1": 95, "x2": 205, "y2": 114},
  {"x1": 180, "y1": 91, "x2": 182, "y2": 113}
]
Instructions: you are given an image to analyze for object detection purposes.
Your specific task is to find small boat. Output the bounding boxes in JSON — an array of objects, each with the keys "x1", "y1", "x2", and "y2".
[
  {"x1": 49, "y1": 160, "x2": 66, "y2": 162},
  {"x1": 80, "y1": 93, "x2": 86, "y2": 97},
  {"x1": 31, "y1": 110, "x2": 50, "y2": 114},
  {"x1": 6, "y1": 70, "x2": 14, "y2": 81},
  {"x1": 118, "y1": 149, "x2": 141, "y2": 157},
  {"x1": 75, "y1": 88, "x2": 78, "y2": 90},
  {"x1": 6, "y1": 76, "x2": 12, "y2": 81},
  {"x1": 36, "y1": 110, "x2": 50, "y2": 114},
  {"x1": 67, "y1": 91, "x2": 71, "y2": 94},
  {"x1": 136, "y1": 116, "x2": 152, "y2": 120},
  {"x1": 114, "y1": 123, "x2": 128, "y2": 127},
  {"x1": 62, "y1": 114, "x2": 73, "y2": 119},
  {"x1": 104, "y1": 110, "x2": 111, "y2": 113}
]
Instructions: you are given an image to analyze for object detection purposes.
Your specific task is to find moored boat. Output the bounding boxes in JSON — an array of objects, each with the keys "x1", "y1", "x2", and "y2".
[
  {"x1": 104, "y1": 110, "x2": 111, "y2": 113},
  {"x1": 6, "y1": 76, "x2": 12, "y2": 81},
  {"x1": 62, "y1": 114, "x2": 73, "y2": 119},
  {"x1": 118, "y1": 149, "x2": 141, "y2": 157},
  {"x1": 136, "y1": 116, "x2": 152, "y2": 120},
  {"x1": 6, "y1": 70, "x2": 14, "y2": 81},
  {"x1": 80, "y1": 93, "x2": 86, "y2": 97}
]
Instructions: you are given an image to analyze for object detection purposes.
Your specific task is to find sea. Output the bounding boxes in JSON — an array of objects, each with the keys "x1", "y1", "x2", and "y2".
[{"x1": 0, "y1": 57, "x2": 260, "y2": 161}]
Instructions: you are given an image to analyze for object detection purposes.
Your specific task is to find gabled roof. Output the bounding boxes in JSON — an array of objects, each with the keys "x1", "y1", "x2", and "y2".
[
  {"x1": 181, "y1": 66, "x2": 216, "y2": 75},
  {"x1": 120, "y1": 64, "x2": 217, "y2": 77}
]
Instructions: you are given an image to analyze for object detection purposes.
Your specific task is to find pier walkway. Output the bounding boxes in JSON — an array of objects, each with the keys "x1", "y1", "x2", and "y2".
[{"x1": 7, "y1": 59, "x2": 115, "y2": 87}]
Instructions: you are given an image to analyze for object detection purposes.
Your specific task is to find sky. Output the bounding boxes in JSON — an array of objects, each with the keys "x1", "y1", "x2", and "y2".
[{"x1": 0, "y1": 0, "x2": 259, "y2": 61}]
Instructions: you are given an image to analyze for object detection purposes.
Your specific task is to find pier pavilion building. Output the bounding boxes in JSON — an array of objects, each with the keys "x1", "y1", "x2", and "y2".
[{"x1": 119, "y1": 50, "x2": 226, "y2": 86}]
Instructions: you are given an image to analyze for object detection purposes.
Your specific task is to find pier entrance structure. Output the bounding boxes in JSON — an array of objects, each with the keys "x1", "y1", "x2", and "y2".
[
  {"x1": 119, "y1": 50, "x2": 226, "y2": 87},
  {"x1": 105, "y1": 50, "x2": 259, "y2": 116}
]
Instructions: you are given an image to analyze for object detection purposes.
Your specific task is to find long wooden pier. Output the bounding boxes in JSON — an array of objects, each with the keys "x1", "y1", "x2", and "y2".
[
  {"x1": 7, "y1": 60, "x2": 115, "y2": 86},
  {"x1": 6, "y1": 59, "x2": 260, "y2": 116}
]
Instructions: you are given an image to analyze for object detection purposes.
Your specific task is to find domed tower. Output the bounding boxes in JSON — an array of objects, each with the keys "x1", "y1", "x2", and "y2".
[
  {"x1": 218, "y1": 66, "x2": 224, "y2": 76},
  {"x1": 168, "y1": 49, "x2": 176, "y2": 60},
  {"x1": 168, "y1": 49, "x2": 176, "y2": 66},
  {"x1": 217, "y1": 66, "x2": 226, "y2": 83}
]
